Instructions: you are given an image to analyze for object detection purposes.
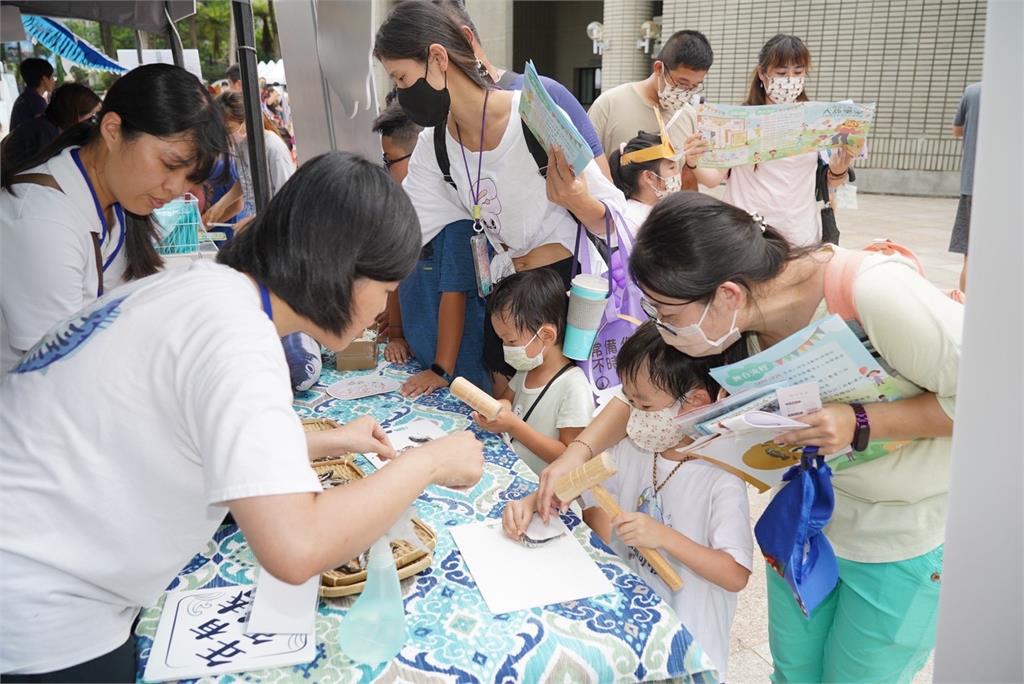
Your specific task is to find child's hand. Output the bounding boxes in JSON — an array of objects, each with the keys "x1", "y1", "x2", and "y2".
[
  {"x1": 502, "y1": 493, "x2": 537, "y2": 541},
  {"x1": 613, "y1": 512, "x2": 667, "y2": 549},
  {"x1": 401, "y1": 369, "x2": 448, "y2": 398},
  {"x1": 471, "y1": 399, "x2": 517, "y2": 433},
  {"x1": 384, "y1": 338, "x2": 410, "y2": 363}
]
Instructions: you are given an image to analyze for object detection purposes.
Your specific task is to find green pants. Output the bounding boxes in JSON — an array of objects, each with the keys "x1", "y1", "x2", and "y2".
[{"x1": 767, "y1": 546, "x2": 943, "y2": 683}]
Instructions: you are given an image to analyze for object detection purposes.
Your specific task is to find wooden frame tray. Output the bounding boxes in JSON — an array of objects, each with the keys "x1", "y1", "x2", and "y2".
[{"x1": 304, "y1": 420, "x2": 437, "y2": 598}]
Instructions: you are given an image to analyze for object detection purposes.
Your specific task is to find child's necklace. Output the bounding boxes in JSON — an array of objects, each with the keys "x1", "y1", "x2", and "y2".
[{"x1": 652, "y1": 452, "x2": 694, "y2": 495}]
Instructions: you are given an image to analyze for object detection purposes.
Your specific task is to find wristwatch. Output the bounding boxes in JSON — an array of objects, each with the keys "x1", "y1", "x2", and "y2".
[
  {"x1": 849, "y1": 403, "x2": 870, "y2": 452},
  {"x1": 430, "y1": 363, "x2": 454, "y2": 385}
]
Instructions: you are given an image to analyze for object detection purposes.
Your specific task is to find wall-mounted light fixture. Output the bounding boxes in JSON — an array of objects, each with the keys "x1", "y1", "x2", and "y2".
[
  {"x1": 636, "y1": 19, "x2": 661, "y2": 55},
  {"x1": 586, "y1": 21, "x2": 606, "y2": 55}
]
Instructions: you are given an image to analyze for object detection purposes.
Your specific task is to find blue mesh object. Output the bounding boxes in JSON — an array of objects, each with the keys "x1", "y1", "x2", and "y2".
[
  {"x1": 754, "y1": 448, "x2": 839, "y2": 617},
  {"x1": 281, "y1": 333, "x2": 322, "y2": 392},
  {"x1": 153, "y1": 196, "x2": 201, "y2": 255},
  {"x1": 21, "y1": 15, "x2": 128, "y2": 73}
]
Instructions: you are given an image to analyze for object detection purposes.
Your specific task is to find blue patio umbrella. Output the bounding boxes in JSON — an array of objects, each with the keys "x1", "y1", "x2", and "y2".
[
  {"x1": 21, "y1": 14, "x2": 127, "y2": 74},
  {"x1": 755, "y1": 447, "x2": 839, "y2": 617}
]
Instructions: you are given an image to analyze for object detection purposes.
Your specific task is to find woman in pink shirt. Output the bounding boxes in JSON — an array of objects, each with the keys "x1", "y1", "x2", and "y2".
[{"x1": 684, "y1": 35, "x2": 856, "y2": 247}]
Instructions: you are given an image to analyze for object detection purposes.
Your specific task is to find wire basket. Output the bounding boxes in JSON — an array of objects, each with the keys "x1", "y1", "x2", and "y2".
[{"x1": 153, "y1": 193, "x2": 214, "y2": 256}]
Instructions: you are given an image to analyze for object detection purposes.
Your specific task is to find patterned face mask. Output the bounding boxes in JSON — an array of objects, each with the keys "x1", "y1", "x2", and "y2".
[
  {"x1": 648, "y1": 172, "x2": 682, "y2": 200},
  {"x1": 627, "y1": 401, "x2": 686, "y2": 453},
  {"x1": 765, "y1": 75, "x2": 805, "y2": 104},
  {"x1": 657, "y1": 67, "x2": 702, "y2": 112}
]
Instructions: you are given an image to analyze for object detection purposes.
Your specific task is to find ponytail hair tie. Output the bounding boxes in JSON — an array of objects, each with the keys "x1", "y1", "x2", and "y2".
[{"x1": 748, "y1": 210, "x2": 768, "y2": 234}]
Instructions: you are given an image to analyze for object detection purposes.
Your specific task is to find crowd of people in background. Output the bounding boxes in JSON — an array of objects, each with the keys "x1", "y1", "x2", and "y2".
[{"x1": 0, "y1": 0, "x2": 976, "y2": 680}]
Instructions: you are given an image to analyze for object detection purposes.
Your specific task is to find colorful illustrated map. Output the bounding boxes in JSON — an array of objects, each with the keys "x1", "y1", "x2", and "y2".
[
  {"x1": 696, "y1": 100, "x2": 876, "y2": 167},
  {"x1": 518, "y1": 60, "x2": 593, "y2": 176}
]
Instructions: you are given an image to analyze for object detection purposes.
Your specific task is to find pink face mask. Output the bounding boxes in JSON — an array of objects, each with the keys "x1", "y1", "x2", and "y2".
[{"x1": 643, "y1": 297, "x2": 742, "y2": 357}]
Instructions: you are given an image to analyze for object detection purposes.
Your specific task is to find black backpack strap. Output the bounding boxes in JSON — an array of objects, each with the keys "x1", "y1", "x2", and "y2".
[
  {"x1": 520, "y1": 120, "x2": 549, "y2": 178},
  {"x1": 512, "y1": 362, "x2": 576, "y2": 441},
  {"x1": 433, "y1": 124, "x2": 457, "y2": 191}
]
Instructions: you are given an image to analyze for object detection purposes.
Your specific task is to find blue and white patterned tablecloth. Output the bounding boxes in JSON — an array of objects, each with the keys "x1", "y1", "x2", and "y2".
[{"x1": 134, "y1": 353, "x2": 719, "y2": 683}]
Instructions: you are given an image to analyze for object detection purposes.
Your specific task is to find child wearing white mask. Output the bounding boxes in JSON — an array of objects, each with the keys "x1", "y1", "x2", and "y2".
[
  {"x1": 683, "y1": 34, "x2": 857, "y2": 247},
  {"x1": 503, "y1": 322, "x2": 752, "y2": 680},
  {"x1": 609, "y1": 111, "x2": 683, "y2": 235},
  {"x1": 472, "y1": 269, "x2": 594, "y2": 475}
]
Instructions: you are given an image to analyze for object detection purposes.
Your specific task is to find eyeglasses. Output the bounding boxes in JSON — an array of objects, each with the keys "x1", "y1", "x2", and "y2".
[
  {"x1": 660, "y1": 64, "x2": 705, "y2": 93},
  {"x1": 640, "y1": 295, "x2": 684, "y2": 336},
  {"x1": 382, "y1": 153, "x2": 412, "y2": 170}
]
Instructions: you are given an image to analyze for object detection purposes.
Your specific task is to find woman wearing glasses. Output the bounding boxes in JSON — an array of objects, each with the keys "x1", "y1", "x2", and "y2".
[{"x1": 539, "y1": 192, "x2": 961, "y2": 684}]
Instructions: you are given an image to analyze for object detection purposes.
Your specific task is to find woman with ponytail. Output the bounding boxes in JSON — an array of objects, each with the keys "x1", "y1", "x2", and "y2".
[
  {"x1": 682, "y1": 35, "x2": 856, "y2": 247},
  {"x1": 374, "y1": 0, "x2": 626, "y2": 393},
  {"x1": 0, "y1": 63, "x2": 227, "y2": 370},
  {"x1": 539, "y1": 192, "x2": 961, "y2": 683}
]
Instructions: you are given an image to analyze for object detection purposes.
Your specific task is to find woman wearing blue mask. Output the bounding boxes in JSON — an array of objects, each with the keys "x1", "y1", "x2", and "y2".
[
  {"x1": 539, "y1": 192, "x2": 961, "y2": 684},
  {"x1": 373, "y1": 0, "x2": 626, "y2": 397}
]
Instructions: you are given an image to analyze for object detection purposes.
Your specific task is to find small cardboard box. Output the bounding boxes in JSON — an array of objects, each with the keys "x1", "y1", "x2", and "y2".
[{"x1": 334, "y1": 328, "x2": 379, "y2": 370}]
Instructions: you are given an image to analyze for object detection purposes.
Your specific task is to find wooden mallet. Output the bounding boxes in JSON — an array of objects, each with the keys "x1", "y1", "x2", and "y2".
[
  {"x1": 554, "y1": 452, "x2": 684, "y2": 592},
  {"x1": 450, "y1": 377, "x2": 503, "y2": 421}
]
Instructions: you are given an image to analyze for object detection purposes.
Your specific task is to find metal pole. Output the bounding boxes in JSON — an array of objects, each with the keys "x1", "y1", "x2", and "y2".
[
  {"x1": 231, "y1": 0, "x2": 270, "y2": 213},
  {"x1": 164, "y1": 3, "x2": 184, "y2": 67},
  {"x1": 134, "y1": 30, "x2": 144, "y2": 63}
]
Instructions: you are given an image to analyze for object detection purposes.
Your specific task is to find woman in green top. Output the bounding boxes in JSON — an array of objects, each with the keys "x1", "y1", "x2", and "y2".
[{"x1": 538, "y1": 192, "x2": 960, "y2": 683}]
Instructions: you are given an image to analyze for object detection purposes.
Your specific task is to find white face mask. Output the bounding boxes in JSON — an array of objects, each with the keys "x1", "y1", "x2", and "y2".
[
  {"x1": 502, "y1": 332, "x2": 545, "y2": 371},
  {"x1": 649, "y1": 298, "x2": 742, "y2": 357},
  {"x1": 649, "y1": 171, "x2": 682, "y2": 199},
  {"x1": 764, "y1": 75, "x2": 805, "y2": 104},
  {"x1": 627, "y1": 400, "x2": 687, "y2": 453},
  {"x1": 657, "y1": 68, "x2": 702, "y2": 112}
]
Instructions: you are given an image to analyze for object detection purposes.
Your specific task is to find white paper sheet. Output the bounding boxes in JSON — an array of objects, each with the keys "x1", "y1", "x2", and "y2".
[
  {"x1": 450, "y1": 520, "x2": 614, "y2": 614},
  {"x1": 245, "y1": 567, "x2": 319, "y2": 636},
  {"x1": 524, "y1": 514, "x2": 568, "y2": 543},
  {"x1": 364, "y1": 419, "x2": 449, "y2": 469},
  {"x1": 142, "y1": 586, "x2": 314, "y2": 683},
  {"x1": 326, "y1": 375, "x2": 402, "y2": 401}
]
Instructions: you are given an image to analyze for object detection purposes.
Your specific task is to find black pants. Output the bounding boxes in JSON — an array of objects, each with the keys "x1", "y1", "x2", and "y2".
[
  {"x1": 2, "y1": 634, "x2": 135, "y2": 683},
  {"x1": 482, "y1": 256, "x2": 576, "y2": 377}
]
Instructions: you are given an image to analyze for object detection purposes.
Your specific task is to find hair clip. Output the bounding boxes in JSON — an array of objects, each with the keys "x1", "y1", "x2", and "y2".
[{"x1": 748, "y1": 210, "x2": 768, "y2": 234}]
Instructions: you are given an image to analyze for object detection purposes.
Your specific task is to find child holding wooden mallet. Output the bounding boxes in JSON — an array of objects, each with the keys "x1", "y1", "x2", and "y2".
[{"x1": 502, "y1": 323, "x2": 753, "y2": 681}]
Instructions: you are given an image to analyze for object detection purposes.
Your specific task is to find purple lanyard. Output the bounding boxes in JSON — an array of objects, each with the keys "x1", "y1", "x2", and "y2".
[
  {"x1": 454, "y1": 86, "x2": 491, "y2": 229},
  {"x1": 70, "y1": 148, "x2": 126, "y2": 273},
  {"x1": 258, "y1": 284, "x2": 273, "y2": 321}
]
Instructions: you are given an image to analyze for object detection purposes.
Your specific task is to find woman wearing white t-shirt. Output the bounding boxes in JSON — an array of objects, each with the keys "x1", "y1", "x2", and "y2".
[
  {"x1": 374, "y1": 0, "x2": 626, "y2": 392},
  {"x1": 540, "y1": 192, "x2": 960, "y2": 683},
  {"x1": 0, "y1": 64, "x2": 228, "y2": 371},
  {"x1": 203, "y1": 90, "x2": 296, "y2": 223},
  {"x1": 0, "y1": 153, "x2": 484, "y2": 681},
  {"x1": 608, "y1": 130, "x2": 682, "y2": 234},
  {"x1": 683, "y1": 34, "x2": 855, "y2": 247}
]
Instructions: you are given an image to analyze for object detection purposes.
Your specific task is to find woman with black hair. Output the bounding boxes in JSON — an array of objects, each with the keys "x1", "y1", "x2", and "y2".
[
  {"x1": 1, "y1": 82, "x2": 101, "y2": 171},
  {"x1": 0, "y1": 63, "x2": 228, "y2": 371},
  {"x1": 539, "y1": 192, "x2": 960, "y2": 683},
  {"x1": 608, "y1": 127, "x2": 682, "y2": 234},
  {"x1": 0, "y1": 152, "x2": 484, "y2": 681},
  {"x1": 683, "y1": 34, "x2": 856, "y2": 247},
  {"x1": 374, "y1": 0, "x2": 626, "y2": 394}
]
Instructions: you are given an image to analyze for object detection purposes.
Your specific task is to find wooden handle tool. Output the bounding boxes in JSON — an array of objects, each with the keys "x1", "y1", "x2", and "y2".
[{"x1": 450, "y1": 377, "x2": 503, "y2": 421}]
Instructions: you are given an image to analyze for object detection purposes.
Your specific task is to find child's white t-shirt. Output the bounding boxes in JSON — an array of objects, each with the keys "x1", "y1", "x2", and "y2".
[
  {"x1": 585, "y1": 437, "x2": 753, "y2": 680},
  {"x1": 507, "y1": 365, "x2": 594, "y2": 475}
]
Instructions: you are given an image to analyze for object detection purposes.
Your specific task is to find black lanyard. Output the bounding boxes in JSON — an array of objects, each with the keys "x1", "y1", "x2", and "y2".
[{"x1": 512, "y1": 362, "x2": 576, "y2": 443}]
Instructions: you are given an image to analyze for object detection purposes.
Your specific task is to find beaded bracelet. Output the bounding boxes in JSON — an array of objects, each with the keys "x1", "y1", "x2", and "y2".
[{"x1": 569, "y1": 439, "x2": 594, "y2": 459}]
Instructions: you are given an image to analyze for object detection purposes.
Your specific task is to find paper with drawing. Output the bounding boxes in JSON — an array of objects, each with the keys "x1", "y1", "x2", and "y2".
[
  {"x1": 696, "y1": 100, "x2": 876, "y2": 167},
  {"x1": 326, "y1": 375, "x2": 402, "y2": 401},
  {"x1": 363, "y1": 419, "x2": 449, "y2": 469},
  {"x1": 451, "y1": 519, "x2": 613, "y2": 614}
]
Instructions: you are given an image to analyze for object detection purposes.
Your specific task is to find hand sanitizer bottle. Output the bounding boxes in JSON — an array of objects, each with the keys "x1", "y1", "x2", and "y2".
[{"x1": 338, "y1": 536, "x2": 407, "y2": 664}]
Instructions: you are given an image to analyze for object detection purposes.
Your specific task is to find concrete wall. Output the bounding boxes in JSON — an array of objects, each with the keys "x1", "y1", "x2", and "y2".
[
  {"x1": 467, "y1": 0, "x2": 514, "y2": 72},
  {"x1": 512, "y1": 1, "x2": 602, "y2": 91},
  {"x1": 600, "y1": 0, "x2": 654, "y2": 89}
]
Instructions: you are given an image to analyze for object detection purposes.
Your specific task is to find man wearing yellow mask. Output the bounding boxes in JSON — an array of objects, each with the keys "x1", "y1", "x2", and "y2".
[{"x1": 588, "y1": 30, "x2": 713, "y2": 191}]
